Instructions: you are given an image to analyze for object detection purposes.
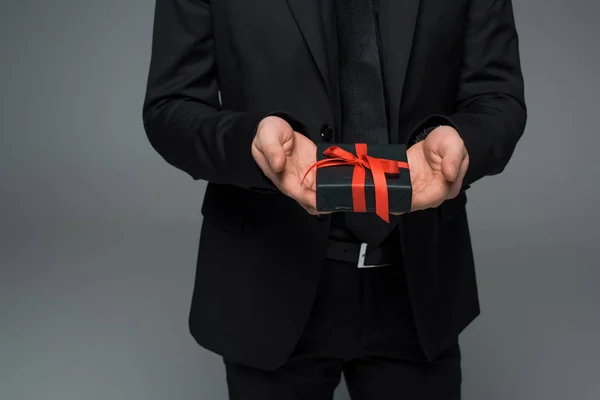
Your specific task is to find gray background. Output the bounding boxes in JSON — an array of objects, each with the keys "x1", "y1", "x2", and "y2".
[{"x1": 1, "y1": 0, "x2": 598, "y2": 399}]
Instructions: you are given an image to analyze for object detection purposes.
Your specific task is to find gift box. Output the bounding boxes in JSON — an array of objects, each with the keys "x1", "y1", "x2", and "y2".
[{"x1": 309, "y1": 143, "x2": 412, "y2": 222}]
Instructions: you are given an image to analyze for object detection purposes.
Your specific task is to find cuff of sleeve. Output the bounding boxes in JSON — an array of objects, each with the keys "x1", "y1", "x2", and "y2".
[
  {"x1": 406, "y1": 114, "x2": 455, "y2": 146},
  {"x1": 227, "y1": 111, "x2": 278, "y2": 190},
  {"x1": 266, "y1": 112, "x2": 308, "y2": 135}
]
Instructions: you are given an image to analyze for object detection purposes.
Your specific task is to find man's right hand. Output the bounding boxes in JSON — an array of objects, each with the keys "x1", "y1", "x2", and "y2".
[{"x1": 251, "y1": 116, "x2": 320, "y2": 214}]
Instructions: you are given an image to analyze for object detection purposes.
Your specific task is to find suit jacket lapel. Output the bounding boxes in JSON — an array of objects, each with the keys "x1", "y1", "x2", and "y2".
[
  {"x1": 377, "y1": 0, "x2": 421, "y2": 143},
  {"x1": 286, "y1": 0, "x2": 331, "y2": 97}
]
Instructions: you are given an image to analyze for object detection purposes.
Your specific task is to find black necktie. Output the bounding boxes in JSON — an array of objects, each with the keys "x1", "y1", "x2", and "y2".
[{"x1": 335, "y1": 0, "x2": 397, "y2": 245}]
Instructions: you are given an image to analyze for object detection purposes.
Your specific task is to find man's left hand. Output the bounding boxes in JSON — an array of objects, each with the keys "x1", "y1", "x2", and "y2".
[{"x1": 395, "y1": 126, "x2": 469, "y2": 214}]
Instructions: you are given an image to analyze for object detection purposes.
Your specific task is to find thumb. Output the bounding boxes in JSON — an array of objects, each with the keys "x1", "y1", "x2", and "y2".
[
  {"x1": 439, "y1": 140, "x2": 464, "y2": 183},
  {"x1": 263, "y1": 142, "x2": 287, "y2": 173},
  {"x1": 256, "y1": 128, "x2": 290, "y2": 173}
]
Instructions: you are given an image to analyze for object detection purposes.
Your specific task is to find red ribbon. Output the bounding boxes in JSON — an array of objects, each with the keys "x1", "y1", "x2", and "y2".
[{"x1": 303, "y1": 144, "x2": 409, "y2": 222}]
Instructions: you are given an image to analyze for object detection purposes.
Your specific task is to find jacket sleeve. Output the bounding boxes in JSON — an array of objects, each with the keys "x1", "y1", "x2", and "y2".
[
  {"x1": 142, "y1": 0, "x2": 303, "y2": 190},
  {"x1": 408, "y1": 0, "x2": 527, "y2": 188}
]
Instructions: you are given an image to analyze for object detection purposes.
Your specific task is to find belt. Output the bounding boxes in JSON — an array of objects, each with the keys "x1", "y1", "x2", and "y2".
[{"x1": 325, "y1": 239, "x2": 400, "y2": 268}]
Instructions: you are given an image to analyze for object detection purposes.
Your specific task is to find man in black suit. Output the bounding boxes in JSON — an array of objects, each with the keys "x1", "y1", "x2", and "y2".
[{"x1": 142, "y1": 0, "x2": 526, "y2": 398}]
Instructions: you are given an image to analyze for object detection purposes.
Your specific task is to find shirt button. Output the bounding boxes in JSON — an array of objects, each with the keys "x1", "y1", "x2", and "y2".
[{"x1": 320, "y1": 124, "x2": 333, "y2": 142}]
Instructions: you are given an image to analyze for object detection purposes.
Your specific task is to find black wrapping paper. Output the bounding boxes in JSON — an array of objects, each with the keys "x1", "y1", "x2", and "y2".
[{"x1": 315, "y1": 143, "x2": 412, "y2": 216}]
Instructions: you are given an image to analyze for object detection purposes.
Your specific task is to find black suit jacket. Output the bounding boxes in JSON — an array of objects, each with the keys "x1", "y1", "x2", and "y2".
[{"x1": 142, "y1": 0, "x2": 526, "y2": 370}]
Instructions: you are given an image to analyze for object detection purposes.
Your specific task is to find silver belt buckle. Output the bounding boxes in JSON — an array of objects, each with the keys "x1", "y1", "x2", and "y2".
[{"x1": 357, "y1": 243, "x2": 391, "y2": 269}]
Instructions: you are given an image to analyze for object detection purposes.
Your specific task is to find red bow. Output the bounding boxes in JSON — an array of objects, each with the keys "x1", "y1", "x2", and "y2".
[{"x1": 303, "y1": 144, "x2": 409, "y2": 222}]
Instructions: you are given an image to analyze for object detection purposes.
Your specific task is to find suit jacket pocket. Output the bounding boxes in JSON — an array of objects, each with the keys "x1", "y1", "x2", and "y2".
[{"x1": 201, "y1": 183, "x2": 247, "y2": 234}]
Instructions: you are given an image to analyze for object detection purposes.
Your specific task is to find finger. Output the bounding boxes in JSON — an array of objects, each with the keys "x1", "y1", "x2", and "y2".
[
  {"x1": 301, "y1": 167, "x2": 317, "y2": 191},
  {"x1": 439, "y1": 140, "x2": 465, "y2": 182},
  {"x1": 252, "y1": 153, "x2": 282, "y2": 186},
  {"x1": 447, "y1": 157, "x2": 470, "y2": 199},
  {"x1": 297, "y1": 199, "x2": 319, "y2": 215},
  {"x1": 264, "y1": 144, "x2": 287, "y2": 173},
  {"x1": 256, "y1": 132, "x2": 288, "y2": 173},
  {"x1": 303, "y1": 206, "x2": 320, "y2": 215},
  {"x1": 289, "y1": 184, "x2": 317, "y2": 210},
  {"x1": 296, "y1": 188, "x2": 317, "y2": 210}
]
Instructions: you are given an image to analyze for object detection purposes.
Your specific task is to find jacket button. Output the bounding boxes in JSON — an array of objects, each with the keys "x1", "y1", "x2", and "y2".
[{"x1": 320, "y1": 124, "x2": 333, "y2": 141}]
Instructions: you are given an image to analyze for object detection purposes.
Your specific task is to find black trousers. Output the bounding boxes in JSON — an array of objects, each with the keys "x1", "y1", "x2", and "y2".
[{"x1": 224, "y1": 258, "x2": 462, "y2": 400}]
